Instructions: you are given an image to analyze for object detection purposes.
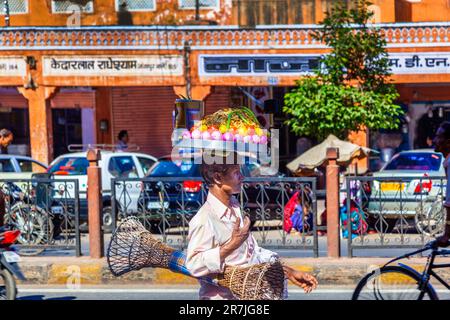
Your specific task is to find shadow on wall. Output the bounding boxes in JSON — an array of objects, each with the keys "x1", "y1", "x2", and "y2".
[{"x1": 117, "y1": 2, "x2": 133, "y2": 26}]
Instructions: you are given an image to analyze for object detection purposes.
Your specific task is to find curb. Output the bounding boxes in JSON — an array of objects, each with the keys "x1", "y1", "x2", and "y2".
[{"x1": 16, "y1": 257, "x2": 450, "y2": 286}]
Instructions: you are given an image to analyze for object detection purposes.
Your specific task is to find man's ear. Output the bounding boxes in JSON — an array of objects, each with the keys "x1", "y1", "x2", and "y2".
[{"x1": 212, "y1": 172, "x2": 222, "y2": 186}]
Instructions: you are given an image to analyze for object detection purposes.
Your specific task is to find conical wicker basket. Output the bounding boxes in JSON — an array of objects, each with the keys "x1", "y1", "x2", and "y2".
[{"x1": 107, "y1": 217, "x2": 285, "y2": 300}]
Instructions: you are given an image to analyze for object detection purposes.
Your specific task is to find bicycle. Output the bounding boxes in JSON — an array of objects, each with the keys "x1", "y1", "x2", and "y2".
[{"x1": 352, "y1": 240, "x2": 450, "y2": 300}]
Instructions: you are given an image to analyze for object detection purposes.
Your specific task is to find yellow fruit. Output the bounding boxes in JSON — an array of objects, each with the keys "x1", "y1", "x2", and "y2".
[
  {"x1": 255, "y1": 128, "x2": 263, "y2": 136},
  {"x1": 238, "y1": 127, "x2": 247, "y2": 136},
  {"x1": 200, "y1": 125, "x2": 208, "y2": 132},
  {"x1": 219, "y1": 125, "x2": 227, "y2": 134}
]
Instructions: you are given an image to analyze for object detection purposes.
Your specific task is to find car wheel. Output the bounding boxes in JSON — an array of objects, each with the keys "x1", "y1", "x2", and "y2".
[{"x1": 102, "y1": 206, "x2": 114, "y2": 233}]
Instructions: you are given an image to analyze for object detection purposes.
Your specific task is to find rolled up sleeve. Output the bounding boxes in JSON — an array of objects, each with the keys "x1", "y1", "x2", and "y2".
[{"x1": 186, "y1": 220, "x2": 224, "y2": 278}]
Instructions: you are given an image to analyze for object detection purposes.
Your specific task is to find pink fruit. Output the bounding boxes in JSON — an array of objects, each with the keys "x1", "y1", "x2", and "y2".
[
  {"x1": 211, "y1": 130, "x2": 222, "y2": 140},
  {"x1": 223, "y1": 132, "x2": 234, "y2": 141},
  {"x1": 251, "y1": 135, "x2": 260, "y2": 144},
  {"x1": 234, "y1": 134, "x2": 243, "y2": 142},
  {"x1": 202, "y1": 131, "x2": 211, "y2": 140},
  {"x1": 182, "y1": 130, "x2": 191, "y2": 139},
  {"x1": 243, "y1": 135, "x2": 251, "y2": 143},
  {"x1": 191, "y1": 129, "x2": 201, "y2": 140},
  {"x1": 247, "y1": 128, "x2": 255, "y2": 136},
  {"x1": 260, "y1": 135, "x2": 268, "y2": 144}
]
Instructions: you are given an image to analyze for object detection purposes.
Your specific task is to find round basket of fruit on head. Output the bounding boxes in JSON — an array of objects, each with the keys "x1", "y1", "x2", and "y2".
[{"x1": 179, "y1": 107, "x2": 269, "y2": 149}]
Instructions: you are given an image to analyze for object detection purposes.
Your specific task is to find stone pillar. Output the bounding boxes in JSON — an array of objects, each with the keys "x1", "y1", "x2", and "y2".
[
  {"x1": 87, "y1": 148, "x2": 104, "y2": 259},
  {"x1": 326, "y1": 147, "x2": 340, "y2": 258},
  {"x1": 18, "y1": 86, "x2": 57, "y2": 165},
  {"x1": 173, "y1": 85, "x2": 212, "y2": 101}
]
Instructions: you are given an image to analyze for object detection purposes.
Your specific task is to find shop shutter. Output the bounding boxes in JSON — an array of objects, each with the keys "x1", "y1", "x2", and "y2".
[
  {"x1": 204, "y1": 86, "x2": 231, "y2": 115},
  {"x1": 0, "y1": 92, "x2": 28, "y2": 109},
  {"x1": 111, "y1": 86, "x2": 177, "y2": 158},
  {"x1": 50, "y1": 90, "x2": 95, "y2": 109}
]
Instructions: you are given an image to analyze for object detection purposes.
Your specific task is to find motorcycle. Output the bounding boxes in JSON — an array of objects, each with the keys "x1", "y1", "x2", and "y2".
[{"x1": 0, "y1": 225, "x2": 26, "y2": 300}]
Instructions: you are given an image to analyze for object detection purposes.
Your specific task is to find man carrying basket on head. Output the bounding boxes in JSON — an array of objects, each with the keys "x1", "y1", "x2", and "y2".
[{"x1": 185, "y1": 150, "x2": 318, "y2": 300}]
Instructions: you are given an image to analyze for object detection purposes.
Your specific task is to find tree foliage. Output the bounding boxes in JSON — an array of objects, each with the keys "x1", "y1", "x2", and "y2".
[{"x1": 283, "y1": 0, "x2": 403, "y2": 141}]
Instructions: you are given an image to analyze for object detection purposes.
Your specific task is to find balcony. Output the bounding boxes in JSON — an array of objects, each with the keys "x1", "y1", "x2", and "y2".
[{"x1": 0, "y1": 22, "x2": 448, "y2": 50}]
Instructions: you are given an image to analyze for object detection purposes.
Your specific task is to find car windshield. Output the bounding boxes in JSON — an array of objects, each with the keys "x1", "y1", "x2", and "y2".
[
  {"x1": 148, "y1": 159, "x2": 201, "y2": 177},
  {"x1": 48, "y1": 157, "x2": 89, "y2": 175},
  {"x1": 384, "y1": 153, "x2": 442, "y2": 171}
]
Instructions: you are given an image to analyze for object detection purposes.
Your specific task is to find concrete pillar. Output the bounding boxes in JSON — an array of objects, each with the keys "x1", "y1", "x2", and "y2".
[
  {"x1": 326, "y1": 147, "x2": 340, "y2": 258},
  {"x1": 173, "y1": 85, "x2": 211, "y2": 101},
  {"x1": 87, "y1": 148, "x2": 104, "y2": 259},
  {"x1": 18, "y1": 86, "x2": 57, "y2": 165}
]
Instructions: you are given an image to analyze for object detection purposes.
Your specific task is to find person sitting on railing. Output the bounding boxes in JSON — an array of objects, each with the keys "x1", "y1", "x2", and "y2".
[
  {"x1": 433, "y1": 122, "x2": 450, "y2": 247},
  {"x1": 185, "y1": 150, "x2": 318, "y2": 300}
]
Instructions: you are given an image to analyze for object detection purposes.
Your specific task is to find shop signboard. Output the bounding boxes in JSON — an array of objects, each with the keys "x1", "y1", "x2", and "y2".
[
  {"x1": 198, "y1": 53, "x2": 450, "y2": 78},
  {"x1": 0, "y1": 57, "x2": 27, "y2": 77},
  {"x1": 43, "y1": 55, "x2": 184, "y2": 77}
]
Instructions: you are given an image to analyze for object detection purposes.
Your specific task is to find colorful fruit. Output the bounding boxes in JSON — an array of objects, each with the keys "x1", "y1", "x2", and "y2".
[
  {"x1": 247, "y1": 128, "x2": 255, "y2": 136},
  {"x1": 202, "y1": 131, "x2": 211, "y2": 140},
  {"x1": 243, "y1": 135, "x2": 251, "y2": 143},
  {"x1": 199, "y1": 124, "x2": 208, "y2": 132},
  {"x1": 260, "y1": 135, "x2": 268, "y2": 144},
  {"x1": 238, "y1": 127, "x2": 247, "y2": 136},
  {"x1": 219, "y1": 125, "x2": 227, "y2": 134},
  {"x1": 223, "y1": 132, "x2": 234, "y2": 141},
  {"x1": 182, "y1": 130, "x2": 191, "y2": 139},
  {"x1": 234, "y1": 134, "x2": 243, "y2": 142},
  {"x1": 255, "y1": 128, "x2": 263, "y2": 136},
  {"x1": 191, "y1": 129, "x2": 201, "y2": 140},
  {"x1": 211, "y1": 130, "x2": 222, "y2": 140},
  {"x1": 251, "y1": 135, "x2": 260, "y2": 144}
]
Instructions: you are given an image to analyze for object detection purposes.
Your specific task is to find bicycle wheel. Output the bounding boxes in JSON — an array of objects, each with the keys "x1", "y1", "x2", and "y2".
[{"x1": 352, "y1": 266, "x2": 438, "y2": 300}]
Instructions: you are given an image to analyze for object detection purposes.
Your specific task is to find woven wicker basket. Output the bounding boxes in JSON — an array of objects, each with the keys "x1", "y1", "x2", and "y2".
[{"x1": 107, "y1": 217, "x2": 285, "y2": 300}]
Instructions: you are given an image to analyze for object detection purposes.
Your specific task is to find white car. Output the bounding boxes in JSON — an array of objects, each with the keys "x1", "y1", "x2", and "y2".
[
  {"x1": 47, "y1": 150, "x2": 157, "y2": 231},
  {"x1": 0, "y1": 155, "x2": 47, "y2": 192},
  {"x1": 0, "y1": 155, "x2": 47, "y2": 178}
]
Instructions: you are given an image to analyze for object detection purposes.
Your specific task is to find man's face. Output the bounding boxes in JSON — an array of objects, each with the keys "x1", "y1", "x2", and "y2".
[
  {"x1": 219, "y1": 165, "x2": 244, "y2": 195},
  {"x1": 122, "y1": 134, "x2": 129, "y2": 143},
  {"x1": 434, "y1": 127, "x2": 450, "y2": 156},
  {"x1": 0, "y1": 133, "x2": 13, "y2": 148}
]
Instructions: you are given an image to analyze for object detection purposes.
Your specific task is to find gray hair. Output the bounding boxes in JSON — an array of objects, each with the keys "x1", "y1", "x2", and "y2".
[{"x1": 0, "y1": 129, "x2": 12, "y2": 138}]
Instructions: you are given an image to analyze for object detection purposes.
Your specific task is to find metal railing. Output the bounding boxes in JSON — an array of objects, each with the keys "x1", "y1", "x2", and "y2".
[
  {"x1": 0, "y1": 178, "x2": 81, "y2": 256},
  {"x1": 344, "y1": 175, "x2": 447, "y2": 257},
  {"x1": 111, "y1": 176, "x2": 318, "y2": 256}
]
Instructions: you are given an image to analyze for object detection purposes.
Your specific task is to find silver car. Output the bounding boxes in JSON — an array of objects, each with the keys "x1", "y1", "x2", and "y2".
[{"x1": 368, "y1": 149, "x2": 446, "y2": 236}]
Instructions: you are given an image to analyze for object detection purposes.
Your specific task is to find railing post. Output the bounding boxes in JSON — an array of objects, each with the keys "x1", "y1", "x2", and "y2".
[
  {"x1": 87, "y1": 148, "x2": 104, "y2": 259},
  {"x1": 326, "y1": 147, "x2": 340, "y2": 258}
]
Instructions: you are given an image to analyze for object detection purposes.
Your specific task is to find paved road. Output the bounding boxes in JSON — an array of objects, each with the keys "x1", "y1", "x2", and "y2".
[{"x1": 16, "y1": 286, "x2": 450, "y2": 300}]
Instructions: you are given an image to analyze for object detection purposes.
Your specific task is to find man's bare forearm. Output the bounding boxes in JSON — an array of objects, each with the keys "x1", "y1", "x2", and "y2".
[
  {"x1": 445, "y1": 207, "x2": 450, "y2": 237},
  {"x1": 219, "y1": 243, "x2": 235, "y2": 263}
]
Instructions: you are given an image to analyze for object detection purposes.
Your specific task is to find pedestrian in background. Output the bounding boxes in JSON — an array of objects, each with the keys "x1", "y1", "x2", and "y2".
[
  {"x1": 0, "y1": 129, "x2": 13, "y2": 226},
  {"x1": 116, "y1": 130, "x2": 129, "y2": 151},
  {"x1": 0, "y1": 129, "x2": 13, "y2": 154}
]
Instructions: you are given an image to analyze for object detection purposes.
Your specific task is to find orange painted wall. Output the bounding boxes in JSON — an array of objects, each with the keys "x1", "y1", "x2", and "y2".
[
  {"x1": 0, "y1": 0, "x2": 232, "y2": 27},
  {"x1": 2, "y1": 0, "x2": 449, "y2": 27},
  {"x1": 410, "y1": 0, "x2": 450, "y2": 22}
]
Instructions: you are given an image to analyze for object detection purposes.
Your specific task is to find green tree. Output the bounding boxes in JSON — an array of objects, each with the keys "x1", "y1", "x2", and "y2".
[{"x1": 283, "y1": 0, "x2": 403, "y2": 141}]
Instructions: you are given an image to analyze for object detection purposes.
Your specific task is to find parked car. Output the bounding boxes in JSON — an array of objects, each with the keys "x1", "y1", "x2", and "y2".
[
  {"x1": 367, "y1": 149, "x2": 446, "y2": 235},
  {"x1": 0, "y1": 155, "x2": 47, "y2": 189},
  {"x1": 136, "y1": 153, "x2": 289, "y2": 232},
  {"x1": 46, "y1": 150, "x2": 157, "y2": 232}
]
